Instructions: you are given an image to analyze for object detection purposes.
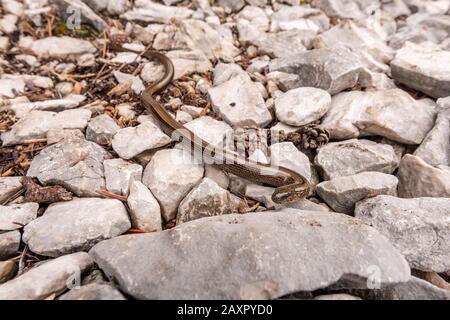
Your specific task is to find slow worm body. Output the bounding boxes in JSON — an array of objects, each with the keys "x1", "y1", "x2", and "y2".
[{"x1": 131, "y1": 49, "x2": 310, "y2": 203}]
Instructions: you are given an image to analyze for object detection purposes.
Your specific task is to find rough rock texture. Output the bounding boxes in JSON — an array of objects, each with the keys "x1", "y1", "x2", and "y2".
[
  {"x1": 8, "y1": 95, "x2": 86, "y2": 118},
  {"x1": 0, "y1": 260, "x2": 16, "y2": 284},
  {"x1": 142, "y1": 149, "x2": 204, "y2": 221},
  {"x1": 321, "y1": 89, "x2": 436, "y2": 144},
  {"x1": 274, "y1": 87, "x2": 331, "y2": 126},
  {"x1": 103, "y1": 159, "x2": 142, "y2": 196},
  {"x1": 397, "y1": 154, "x2": 450, "y2": 198},
  {"x1": 121, "y1": 1, "x2": 194, "y2": 24},
  {"x1": 27, "y1": 138, "x2": 111, "y2": 197},
  {"x1": 268, "y1": 48, "x2": 362, "y2": 94},
  {"x1": 0, "y1": 177, "x2": 22, "y2": 204},
  {"x1": 89, "y1": 209, "x2": 410, "y2": 300},
  {"x1": 391, "y1": 42, "x2": 450, "y2": 98},
  {"x1": 127, "y1": 181, "x2": 162, "y2": 232},
  {"x1": 184, "y1": 116, "x2": 232, "y2": 147},
  {"x1": 0, "y1": 252, "x2": 94, "y2": 300},
  {"x1": 177, "y1": 178, "x2": 243, "y2": 224},
  {"x1": 208, "y1": 73, "x2": 272, "y2": 127},
  {"x1": 112, "y1": 122, "x2": 171, "y2": 160},
  {"x1": 315, "y1": 139, "x2": 399, "y2": 180},
  {"x1": 23, "y1": 198, "x2": 131, "y2": 257},
  {"x1": 355, "y1": 195, "x2": 450, "y2": 272},
  {"x1": 317, "y1": 172, "x2": 398, "y2": 214},
  {"x1": 58, "y1": 283, "x2": 126, "y2": 300},
  {"x1": 1, "y1": 109, "x2": 92, "y2": 146},
  {"x1": 269, "y1": 142, "x2": 312, "y2": 183},
  {"x1": 0, "y1": 202, "x2": 38, "y2": 231},
  {"x1": 0, "y1": 231, "x2": 21, "y2": 260},
  {"x1": 30, "y1": 36, "x2": 97, "y2": 59},
  {"x1": 86, "y1": 114, "x2": 120, "y2": 146}
]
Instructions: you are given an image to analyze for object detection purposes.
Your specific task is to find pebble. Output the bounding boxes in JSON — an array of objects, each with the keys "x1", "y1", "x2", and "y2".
[
  {"x1": 0, "y1": 231, "x2": 21, "y2": 260},
  {"x1": 0, "y1": 202, "x2": 39, "y2": 231},
  {"x1": 127, "y1": 181, "x2": 162, "y2": 232},
  {"x1": 30, "y1": 36, "x2": 97, "y2": 59},
  {"x1": 86, "y1": 114, "x2": 121, "y2": 146},
  {"x1": 104, "y1": 159, "x2": 143, "y2": 196}
]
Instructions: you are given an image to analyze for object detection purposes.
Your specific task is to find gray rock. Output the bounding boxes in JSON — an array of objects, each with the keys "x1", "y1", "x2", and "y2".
[
  {"x1": 213, "y1": 62, "x2": 245, "y2": 86},
  {"x1": 175, "y1": 110, "x2": 193, "y2": 124},
  {"x1": 166, "y1": 50, "x2": 212, "y2": 79},
  {"x1": 177, "y1": 177, "x2": 243, "y2": 224},
  {"x1": 355, "y1": 195, "x2": 450, "y2": 272},
  {"x1": 216, "y1": 0, "x2": 245, "y2": 12},
  {"x1": 269, "y1": 142, "x2": 312, "y2": 183},
  {"x1": 127, "y1": 181, "x2": 162, "y2": 232},
  {"x1": 2, "y1": 109, "x2": 91, "y2": 146},
  {"x1": 53, "y1": 0, "x2": 107, "y2": 31},
  {"x1": 391, "y1": 42, "x2": 450, "y2": 98},
  {"x1": 253, "y1": 31, "x2": 308, "y2": 58},
  {"x1": 0, "y1": 203, "x2": 38, "y2": 231},
  {"x1": 27, "y1": 138, "x2": 111, "y2": 197},
  {"x1": 0, "y1": 78, "x2": 25, "y2": 98},
  {"x1": 321, "y1": 89, "x2": 436, "y2": 144},
  {"x1": 0, "y1": 260, "x2": 16, "y2": 284},
  {"x1": 205, "y1": 165, "x2": 229, "y2": 190},
  {"x1": 274, "y1": 87, "x2": 331, "y2": 126},
  {"x1": 0, "y1": 177, "x2": 22, "y2": 204},
  {"x1": 58, "y1": 283, "x2": 126, "y2": 300},
  {"x1": 112, "y1": 122, "x2": 171, "y2": 160},
  {"x1": 121, "y1": 1, "x2": 194, "y2": 24},
  {"x1": 397, "y1": 154, "x2": 450, "y2": 198},
  {"x1": 271, "y1": 5, "x2": 329, "y2": 34},
  {"x1": 142, "y1": 149, "x2": 204, "y2": 221},
  {"x1": 0, "y1": 252, "x2": 94, "y2": 300},
  {"x1": 112, "y1": 71, "x2": 145, "y2": 95},
  {"x1": 23, "y1": 198, "x2": 131, "y2": 257},
  {"x1": 413, "y1": 111, "x2": 450, "y2": 167},
  {"x1": 236, "y1": 6, "x2": 269, "y2": 43},
  {"x1": 30, "y1": 36, "x2": 97, "y2": 59},
  {"x1": 0, "y1": 231, "x2": 21, "y2": 260},
  {"x1": 8, "y1": 95, "x2": 86, "y2": 118},
  {"x1": 184, "y1": 116, "x2": 232, "y2": 148},
  {"x1": 46, "y1": 128, "x2": 84, "y2": 145},
  {"x1": 103, "y1": 159, "x2": 142, "y2": 196},
  {"x1": 312, "y1": 0, "x2": 379, "y2": 20},
  {"x1": 89, "y1": 209, "x2": 410, "y2": 299},
  {"x1": 1, "y1": 74, "x2": 53, "y2": 89},
  {"x1": 86, "y1": 114, "x2": 121, "y2": 146},
  {"x1": 269, "y1": 49, "x2": 362, "y2": 94},
  {"x1": 208, "y1": 73, "x2": 272, "y2": 127},
  {"x1": 315, "y1": 139, "x2": 399, "y2": 180},
  {"x1": 317, "y1": 172, "x2": 398, "y2": 214}
]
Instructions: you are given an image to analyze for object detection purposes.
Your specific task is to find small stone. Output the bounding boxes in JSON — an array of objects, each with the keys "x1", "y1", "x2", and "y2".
[
  {"x1": 204, "y1": 165, "x2": 229, "y2": 190},
  {"x1": 77, "y1": 53, "x2": 96, "y2": 67},
  {"x1": 2, "y1": 109, "x2": 91, "y2": 146},
  {"x1": 104, "y1": 159, "x2": 143, "y2": 196},
  {"x1": 142, "y1": 149, "x2": 204, "y2": 221},
  {"x1": 0, "y1": 231, "x2": 21, "y2": 260},
  {"x1": 317, "y1": 172, "x2": 398, "y2": 214},
  {"x1": 116, "y1": 104, "x2": 136, "y2": 120},
  {"x1": 397, "y1": 154, "x2": 450, "y2": 198},
  {"x1": 355, "y1": 195, "x2": 450, "y2": 272},
  {"x1": 111, "y1": 52, "x2": 141, "y2": 64},
  {"x1": 58, "y1": 283, "x2": 126, "y2": 300},
  {"x1": 140, "y1": 61, "x2": 164, "y2": 83},
  {"x1": 269, "y1": 48, "x2": 362, "y2": 94},
  {"x1": 112, "y1": 122, "x2": 171, "y2": 160},
  {"x1": 208, "y1": 73, "x2": 272, "y2": 127},
  {"x1": 7, "y1": 95, "x2": 86, "y2": 118},
  {"x1": 315, "y1": 139, "x2": 399, "y2": 180},
  {"x1": 23, "y1": 198, "x2": 131, "y2": 257},
  {"x1": 216, "y1": 0, "x2": 245, "y2": 12},
  {"x1": 166, "y1": 50, "x2": 213, "y2": 79},
  {"x1": 213, "y1": 62, "x2": 245, "y2": 86},
  {"x1": 0, "y1": 177, "x2": 22, "y2": 204},
  {"x1": 127, "y1": 181, "x2": 162, "y2": 232},
  {"x1": 0, "y1": 203, "x2": 39, "y2": 231},
  {"x1": 0, "y1": 252, "x2": 94, "y2": 300},
  {"x1": 0, "y1": 260, "x2": 16, "y2": 284},
  {"x1": 2, "y1": 74, "x2": 53, "y2": 89},
  {"x1": 30, "y1": 36, "x2": 97, "y2": 59},
  {"x1": 391, "y1": 42, "x2": 450, "y2": 98},
  {"x1": 113, "y1": 71, "x2": 145, "y2": 95},
  {"x1": 0, "y1": 14, "x2": 17, "y2": 34},
  {"x1": 269, "y1": 142, "x2": 312, "y2": 183},
  {"x1": 121, "y1": 1, "x2": 194, "y2": 24},
  {"x1": 175, "y1": 110, "x2": 193, "y2": 124},
  {"x1": 0, "y1": 78, "x2": 25, "y2": 98},
  {"x1": 184, "y1": 116, "x2": 232, "y2": 148},
  {"x1": 253, "y1": 31, "x2": 309, "y2": 58},
  {"x1": 55, "y1": 82, "x2": 74, "y2": 96},
  {"x1": 181, "y1": 105, "x2": 204, "y2": 118},
  {"x1": 274, "y1": 87, "x2": 331, "y2": 126},
  {"x1": 27, "y1": 138, "x2": 111, "y2": 197},
  {"x1": 86, "y1": 114, "x2": 121, "y2": 146},
  {"x1": 271, "y1": 5, "x2": 329, "y2": 34},
  {"x1": 177, "y1": 178, "x2": 243, "y2": 224},
  {"x1": 46, "y1": 129, "x2": 84, "y2": 145}
]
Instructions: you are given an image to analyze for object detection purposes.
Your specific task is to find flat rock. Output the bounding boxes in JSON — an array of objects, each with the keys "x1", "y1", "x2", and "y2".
[
  {"x1": 269, "y1": 142, "x2": 312, "y2": 183},
  {"x1": 0, "y1": 78, "x2": 25, "y2": 98},
  {"x1": 397, "y1": 154, "x2": 450, "y2": 198},
  {"x1": 391, "y1": 42, "x2": 450, "y2": 98},
  {"x1": 27, "y1": 138, "x2": 111, "y2": 197},
  {"x1": 0, "y1": 252, "x2": 94, "y2": 300},
  {"x1": 1, "y1": 109, "x2": 92, "y2": 146},
  {"x1": 413, "y1": 111, "x2": 450, "y2": 166},
  {"x1": 312, "y1": 0, "x2": 379, "y2": 20},
  {"x1": 23, "y1": 198, "x2": 131, "y2": 257},
  {"x1": 46, "y1": 128, "x2": 84, "y2": 144},
  {"x1": 274, "y1": 87, "x2": 331, "y2": 126},
  {"x1": 89, "y1": 209, "x2": 410, "y2": 299},
  {"x1": 271, "y1": 5, "x2": 329, "y2": 34},
  {"x1": 1, "y1": 74, "x2": 53, "y2": 89},
  {"x1": 127, "y1": 181, "x2": 162, "y2": 232},
  {"x1": 355, "y1": 195, "x2": 450, "y2": 272},
  {"x1": 314, "y1": 293, "x2": 361, "y2": 300},
  {"x1": 121, "y1": 1, "x2": 194, "y2": 24},
  {"x1": 208, "y1": 73, "x2": 272, "y2": 127},
  {"x1": 268, "y1": 48, "x2": 362, "y2": 94},
  {"x1": 252, "y1": 31, "x2": 309, "y2": 58},
  {"x1": 236, "y1": 6, "x2": 269, "y2": 43},
  {"x1": 112, "y1": 71, "x2": 145, "y2": 95},
  {"x1": 0, "y1": 203, "x2": 38, "y2": 231},
  {"x1": 321, "y1": 89, "x2": 436, "y2": 144},
  {"x1": 142, "y1": 149, "x2": 204, "y2": 221},
  {"x1": 166, "y1": 50, "x2": 212, "y2": 79},
  {"x1": 0, "y1": 177, "x2": 22, "y2": 204},
  {"x1": 7, "y1": 95, "x2": 86, "y2": 118},
  {"x1": 317, "y1": 172, "x2": 398, "y2": 214},
  {"x1": 315, "y1": 139, "x2": 399, "y2": 180},
  {"x1": 177, "y1": 177, "x2": 243, "y2": 224},
  {"x1": 86, "y1": 114, "x2": 121, "y2": 146},
  {"x1": 184, "y1": 116, "x2": 232, "y2": 148},
  {"x1": 112, "y1": 122, "x2": 171, "y2": 160},
  {"x1": 0, "y1": 230, "x2": 21, "y2": 260},
  {"x1": 30, "y1": 36, "x2": 97, "y2": 59},
  {"x1": 104, "y1": 159, "x2": 143, "y2": 196},
  {"x1": 58, "y1": 283, "x2": 126, "y2": 300}
]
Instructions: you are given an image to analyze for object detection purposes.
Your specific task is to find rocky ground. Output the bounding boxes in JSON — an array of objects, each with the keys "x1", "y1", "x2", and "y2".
[{"x1": 0, "y1": 0, "x2": 449, "y2": 300}]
